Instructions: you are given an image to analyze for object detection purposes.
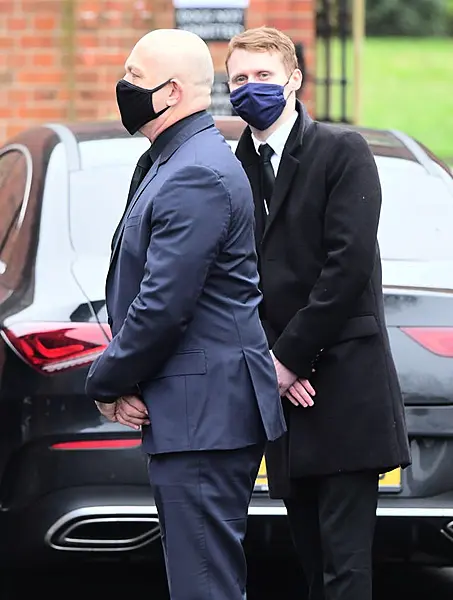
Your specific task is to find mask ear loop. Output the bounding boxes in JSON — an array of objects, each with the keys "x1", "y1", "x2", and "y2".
[
  {"x1": 285, "y1": 68, "x2": 303, "y2": 102},
  {"x1": 283, "y1": 74, "x2": 295, "y2": 101},
  {"x1": 154, "y1": 79, "x2": 174, "y2": 118},
  {"x1": 152, "y1": 78, "x2": 173, "y2": 94}
]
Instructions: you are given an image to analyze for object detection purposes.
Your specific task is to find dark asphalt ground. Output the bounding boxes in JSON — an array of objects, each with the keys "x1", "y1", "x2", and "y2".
[{"x1": 1, "y1": 561, "x2": 453, "y2": 599}]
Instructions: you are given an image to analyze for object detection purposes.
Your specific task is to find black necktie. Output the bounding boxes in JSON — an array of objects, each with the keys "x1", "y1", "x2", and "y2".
[
  {"x1": 111, "y1": 149, "x2": 153, "y2": 251},
  {"x1": 258, "y1": 143, "x2": 275, "y2": 212},
  {"x1": 126, "y1": 149, "x2": 153, "y2": 205}
]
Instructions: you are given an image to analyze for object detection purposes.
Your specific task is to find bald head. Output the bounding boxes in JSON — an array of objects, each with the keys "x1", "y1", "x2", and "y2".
[
  {"x1": 132, "y1": 29, "x2": 214, "y2": 90},
  {"x1": 120, "y1": 29, "x2": 214, "y2": 140}
]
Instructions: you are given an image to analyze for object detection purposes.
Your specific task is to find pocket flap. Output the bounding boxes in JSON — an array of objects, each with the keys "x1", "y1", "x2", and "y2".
[
  {"x1": 124, "y1": 214, "x2": 141, "y2": 229},
  {"x1": 154, "y1": 350, "x2": 207, "y2": 378},
  {"x1": 337, "y1": 315, "x2": 379, "y2": 343}
]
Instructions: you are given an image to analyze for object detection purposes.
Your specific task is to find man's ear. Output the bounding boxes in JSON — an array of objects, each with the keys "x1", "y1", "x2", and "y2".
[
  {"x1": 167, "y1": 79, "x2": 182, "y2": 106},
  {"x1": 290, "y1": 68, "x2": 303, "y2": 93}
]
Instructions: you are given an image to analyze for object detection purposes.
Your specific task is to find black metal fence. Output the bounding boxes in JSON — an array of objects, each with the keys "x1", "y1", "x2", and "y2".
[{"x1": 316, "y1": 0, "x2": 350, "y2": 122}]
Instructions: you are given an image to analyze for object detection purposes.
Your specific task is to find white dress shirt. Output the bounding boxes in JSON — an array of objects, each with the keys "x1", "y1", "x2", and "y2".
[{"x1": 251, "y1": 110, "x2": 298, "y2": 177}]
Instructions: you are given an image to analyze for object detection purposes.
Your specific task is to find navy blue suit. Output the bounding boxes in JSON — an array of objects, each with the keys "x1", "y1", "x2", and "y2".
[{"x1": 86, "y1": 111, "x2": 286, "y2": 599}]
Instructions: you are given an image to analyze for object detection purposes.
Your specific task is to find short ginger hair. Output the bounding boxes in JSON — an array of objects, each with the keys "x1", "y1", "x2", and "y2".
[{"x1": 225, "y1": 26, "x2": 298, "y2": 76}]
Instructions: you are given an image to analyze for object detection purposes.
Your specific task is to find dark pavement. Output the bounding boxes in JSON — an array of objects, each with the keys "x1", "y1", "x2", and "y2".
[{"x1": 1, "y1": 561, "x2": 453, "y2": 599}]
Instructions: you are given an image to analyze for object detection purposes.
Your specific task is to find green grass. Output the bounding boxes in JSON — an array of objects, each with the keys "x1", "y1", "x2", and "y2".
[{"x1": 316, "y1": 37, "x2": 453, "y2": 162}]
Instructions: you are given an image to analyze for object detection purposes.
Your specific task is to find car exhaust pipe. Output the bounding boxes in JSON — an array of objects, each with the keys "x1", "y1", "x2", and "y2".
[
  {"x1": 441, "y1": 520, "x2": 453, "y2": 543},
  {"x1": 45, "y1": 507, "x2": 161, "y2": 552}
]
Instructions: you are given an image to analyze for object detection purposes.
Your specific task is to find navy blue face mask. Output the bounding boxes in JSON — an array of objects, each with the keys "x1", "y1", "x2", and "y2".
[{"x1": 230, "y1": 81, "x2": 290, "y2": 131}]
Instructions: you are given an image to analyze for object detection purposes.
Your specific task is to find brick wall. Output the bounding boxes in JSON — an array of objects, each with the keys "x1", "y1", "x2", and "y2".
[{"x1": 0, "y1": 0, "x2": 315, "y2": 143}]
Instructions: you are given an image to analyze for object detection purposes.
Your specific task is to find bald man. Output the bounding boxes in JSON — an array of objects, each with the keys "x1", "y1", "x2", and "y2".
[{"x1": 85, "y1": 29, "x2": 286, "y2": 600}]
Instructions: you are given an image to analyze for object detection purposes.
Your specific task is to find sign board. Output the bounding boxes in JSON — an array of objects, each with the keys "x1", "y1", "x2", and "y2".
[
  {"x1": 209, "y1": 72, "x2": 234, "y2": 116},
  {"x1": 175, "y1": 8, "x2": 245, "y2": 41},
  {"x1": 174, "y1": 0, "x2": 249, "y2": 42},
  {"x1": 174, "y1": 0, "x2": 249, "y2": 7}
]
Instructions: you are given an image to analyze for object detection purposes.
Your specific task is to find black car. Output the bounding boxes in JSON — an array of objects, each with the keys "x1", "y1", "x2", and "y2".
[{"x1": 1, "y1": 118, "x2": 453, "y2": 566}]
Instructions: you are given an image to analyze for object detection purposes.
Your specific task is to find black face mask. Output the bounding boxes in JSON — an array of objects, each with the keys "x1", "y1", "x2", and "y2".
[{"x1": 116, "y1": 78, "x2": 172, "y2": 135}]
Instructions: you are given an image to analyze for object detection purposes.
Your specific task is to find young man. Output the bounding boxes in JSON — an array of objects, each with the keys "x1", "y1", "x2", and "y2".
[
  {"x1": 226, "y1": 26, "x2": 411, "y2": 600},
  {"x1": 86, "y1": 28, "x2": 286, "y2": 600}
]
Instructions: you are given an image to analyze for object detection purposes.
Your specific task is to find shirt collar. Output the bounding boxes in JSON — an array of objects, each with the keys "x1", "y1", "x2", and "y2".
[
  {"x1": 251, "y1": 110, "x2": 298, "y2": 158},
  {"x1": 149, "y1": 110, "x2": 206, "y2": 163}
]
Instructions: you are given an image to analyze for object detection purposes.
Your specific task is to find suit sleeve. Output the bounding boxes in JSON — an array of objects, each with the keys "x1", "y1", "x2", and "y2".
[
  {"x1": 85, "y1": 165, "x2": 231, "y2": 402},
  {"x1": 272, "y1": 131, "x2": 382, "y2": 378}
]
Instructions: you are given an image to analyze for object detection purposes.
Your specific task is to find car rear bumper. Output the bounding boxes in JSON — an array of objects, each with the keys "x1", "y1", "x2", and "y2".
[
  {"x1": 2, "y1": 404, "x2": 453, "y2": 565},
  {"x1": 3, "y1": 486, "x2": 453, "y2": 567}
]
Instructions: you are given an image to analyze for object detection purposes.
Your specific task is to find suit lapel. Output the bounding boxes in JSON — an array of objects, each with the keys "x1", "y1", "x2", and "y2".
[
  {"x1": 109, "y1": 158, "x2": 160, "y2": 268},
  {"x1": 261, "y1": 154, "x2": 298, "y2": 244},
  {"x1": 246, "y1": 161, "x2": 266, "y2": 246},
  {"x1": 261, "y1": 102, "x2": 315, "y2": 247},
  {"x1": 236, "y1": 132, "x2": 266, "y2": 246}
]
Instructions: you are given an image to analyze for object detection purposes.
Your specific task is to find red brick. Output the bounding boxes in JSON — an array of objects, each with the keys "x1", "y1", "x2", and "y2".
[
  {"x1": 275, "y1": 0, "x2": 290, "y2": 10},
  {"x1": 0, "y1": 71, "x2": 13, "y2": 85},
  {"x1": 20, "y1": 0, "x2": 61, "y2": 11},
  {"x1": 249, "y1": 0, "x2": 269, "y2": 11},
  {"x1": 0, "y1": 37, "x2": 14, "y2": 48},
  {"x1": 35, "y1": 15, "x2": 57, "y2": 30},
  {"x1": 267, "y1": 16, "x2": 293, "y2": 30},
  {"x1": 8, "y1": 89, "x2": 29, "y2": 104},
  {"x1": 98, "y1": 52, "x2": 125, "y2": 66},
  {"x1": 153, "y1": 12, "x2": 174, "y2": 29},
  {"x1": 0, "y1": 0, "x2": 12, "y2": 12},
  {"x1": 32, "y1": 53, "x2": 56, "y2": 67},
  {"x1": 78, "y1": 89, "x2": 113, "y2": 102},
  {"x1": 77, "y1": 34, "x2": 98, "y2": 48},
  {"x1": 34, "y1": 88, "x2": 59, "y2": 101},
  {"x1": 75, "y1": 70, "x2": 98, "y2": 84},
  {"x1": 75, "y1": 107, "x2": 98, "y2": 120},
  {"x1": 6, "y1": 124, "x2": 26, "y2": 140},
  {"x1": 103, "y1": 34, "x2": 132, "y2": 47},
  {"x1": 79, "y1": 1, "x2": 100, "y2": 12},
  {"x1": 8, "y1": 17, "x2": 29, "y2": 30},
  {"x1": 18, "y1": 105, "x2": 67, "y2": 119},
  {"x1": 246, "y1": 12, "x2": 269, "y2": 28},
  {"x1": 58, "y1": 89, "x2": 70, "y2": 101},
  {"x1": 0, "y1": 107, "x2": 14, "y2": 118},
  {"x1": 8, "y1": 54, "x2": 29, "y2": 68},
  {"x1": 104, "y1": 0, "x2": 126, "y2": 9},
  {"x1": 18, "y1": 70, "x2": 64, "y2": 84},
  {"x1": 21, "y1": 35, "x2": 55, "y2": 48}
]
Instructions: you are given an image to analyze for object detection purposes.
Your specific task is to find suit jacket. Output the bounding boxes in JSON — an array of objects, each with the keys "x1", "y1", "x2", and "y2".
[
  {"x1": 85, "y1": 111, "x2": 286, "y2": 455},
  {"x1": 236, "y1": 102, "x2": 411, "y2": 497}
]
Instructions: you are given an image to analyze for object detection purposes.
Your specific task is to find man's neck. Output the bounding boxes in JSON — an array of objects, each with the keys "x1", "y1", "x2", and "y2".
[
  {"x1": 143, "y1": 102, "x2": 209, "y2": 142},
  {"x1": 143, "y1": 113, "x2": 178, "y2": 143},
  {"x1": 251, "y1": 98, "x2": 297, "y2": 143}
]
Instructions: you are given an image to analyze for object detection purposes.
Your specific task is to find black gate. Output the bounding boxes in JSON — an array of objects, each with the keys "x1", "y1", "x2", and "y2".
[{"x1": 315, "y1": 0, "x2": 351, "y2": 123}]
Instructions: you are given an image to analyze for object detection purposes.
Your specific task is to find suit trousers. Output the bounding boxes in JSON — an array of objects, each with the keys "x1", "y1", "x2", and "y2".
[
  {"x1": 148, "y1": 444, "x2": 264, "y2": 600},
  {"x1": 284, "y1": 471, "x2": 379, "y2": 600}
]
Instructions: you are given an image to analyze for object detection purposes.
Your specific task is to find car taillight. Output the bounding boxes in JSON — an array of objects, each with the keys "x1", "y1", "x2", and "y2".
[
  {"x1": 51, "y1": 438, "x2": 140, "y2": 450},
  {"x1": 400, "y1": 327, "x2": 453, "y2": 358},
  {"x1": 0, "y1": 322, "x2": 111, "y2": 374}
]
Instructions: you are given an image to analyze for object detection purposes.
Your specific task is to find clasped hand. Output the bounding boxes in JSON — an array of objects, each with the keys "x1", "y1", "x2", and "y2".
[
  {"x1": 270, "y1": 351, "x2": 315, "y2": 408},
  {"x1": 95, "y1": 395, "x2": 150, "y2": 430}
]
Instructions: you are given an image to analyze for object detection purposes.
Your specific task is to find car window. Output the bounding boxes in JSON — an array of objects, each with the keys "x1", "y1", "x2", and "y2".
[
  {"x1": 70, "y1": 164, "x2": 138, "y2": 255},
  {"x1": 376, "y1": 157, "x2": 453, "y2": 261},
  {"x1": 70, "y1": 137, "x2": 237, "y2": 256},
  {"x1": 0, "y1": 147, "x2": 29, "y2": 279},
  {"x1": 69, "y1": 140, "x2": 453, "y2": 264},
  {"x1": 69, "y1": 138, "x2": 148, "y2": 255}
]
